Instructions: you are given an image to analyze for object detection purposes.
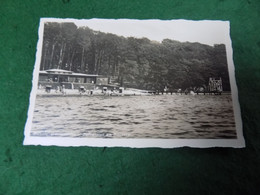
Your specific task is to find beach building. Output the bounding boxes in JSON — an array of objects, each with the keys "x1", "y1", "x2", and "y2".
[
  {"x1": 38, "y1": 69, "x2": 108, "y2": 90},
  {"x1": 39, "y1": 69, "x2": 98, "y2": 83}
]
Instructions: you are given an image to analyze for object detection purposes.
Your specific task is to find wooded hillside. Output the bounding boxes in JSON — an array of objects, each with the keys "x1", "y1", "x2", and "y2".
[{"x1": 40, "y1": 22, "x2": 231, "y2": 91}]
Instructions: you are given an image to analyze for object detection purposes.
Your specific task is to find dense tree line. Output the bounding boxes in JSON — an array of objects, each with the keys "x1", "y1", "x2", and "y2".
[{"x1": 40, "y1": 22, "x2": 231, "y2": 91}]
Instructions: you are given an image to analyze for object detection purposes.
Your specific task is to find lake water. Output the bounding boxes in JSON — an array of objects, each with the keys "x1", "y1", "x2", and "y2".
[{"x1": 31, "y1": 94, "x2": 237, "y2": 139}]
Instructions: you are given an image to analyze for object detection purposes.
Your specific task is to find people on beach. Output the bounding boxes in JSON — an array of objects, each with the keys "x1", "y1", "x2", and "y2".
[{"x1": 61, "y1": 85, "x2": 66, "y2": 95}]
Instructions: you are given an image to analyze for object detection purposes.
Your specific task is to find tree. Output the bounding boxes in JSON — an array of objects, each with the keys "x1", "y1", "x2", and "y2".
[{"x1": 40, "y1": 22, "x2": 231, "y2": 91}]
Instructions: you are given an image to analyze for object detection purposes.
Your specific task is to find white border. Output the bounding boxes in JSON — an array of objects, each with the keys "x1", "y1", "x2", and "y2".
[{"x1": 23, "y1": 18, "x2": 245, "y2": 148}]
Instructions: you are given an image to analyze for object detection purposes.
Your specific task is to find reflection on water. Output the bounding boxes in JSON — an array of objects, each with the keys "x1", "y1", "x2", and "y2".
[{"x1": 31, "y1": 94, "x2": 237, "y2": 139}]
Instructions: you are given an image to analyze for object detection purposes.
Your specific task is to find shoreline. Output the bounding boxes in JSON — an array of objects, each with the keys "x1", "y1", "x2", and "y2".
[{"x1": 36, "y1": 89, "x2": 232, "y2": 97}]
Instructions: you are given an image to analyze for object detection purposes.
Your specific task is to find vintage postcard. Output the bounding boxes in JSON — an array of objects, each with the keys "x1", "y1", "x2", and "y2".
[{"x1": 23, "y1": 18, "x2": 245, "y2": 148}]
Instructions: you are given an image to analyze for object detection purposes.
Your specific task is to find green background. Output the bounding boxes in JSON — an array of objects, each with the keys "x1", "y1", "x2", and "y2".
[{"x1": 1, "y1": 0, "x2": 260, "y2": 194}]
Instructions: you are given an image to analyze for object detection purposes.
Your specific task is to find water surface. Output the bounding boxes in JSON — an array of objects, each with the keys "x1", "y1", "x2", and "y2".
[{"x1": 31, "y1": 94, "x2": 237, "y2": 139}]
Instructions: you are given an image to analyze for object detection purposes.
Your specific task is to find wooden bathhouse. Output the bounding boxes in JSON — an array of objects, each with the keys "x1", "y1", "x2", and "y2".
[
  {"x1": 208, "y1": 77, "x2": 223, "y2": 94},
  {"x1": 38, "y1": 69, "x2": 108, "y2": 90}
]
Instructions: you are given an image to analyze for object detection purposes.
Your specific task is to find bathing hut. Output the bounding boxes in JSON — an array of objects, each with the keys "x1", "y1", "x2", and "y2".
[
  {"x1": 39, "y1": 69, "x2": 98, "y2": 84},
  {"x1": 38, "y1": 69, "x2": 99, "y2": 90}
]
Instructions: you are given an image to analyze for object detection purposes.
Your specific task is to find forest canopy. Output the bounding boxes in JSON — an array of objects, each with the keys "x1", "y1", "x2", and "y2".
[{"x1": 40, "y1": 22, "x2": 231, "y2": 91}]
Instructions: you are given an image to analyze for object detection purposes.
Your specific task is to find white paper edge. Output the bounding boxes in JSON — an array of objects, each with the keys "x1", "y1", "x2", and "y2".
[{"x1": 23, "y1": 18, "x2": 245, "y2": 148}]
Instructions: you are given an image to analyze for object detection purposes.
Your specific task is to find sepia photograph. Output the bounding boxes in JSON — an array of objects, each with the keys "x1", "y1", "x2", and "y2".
[{"x1": 24, "y1": 18, "x2": 245, "y2": 148}]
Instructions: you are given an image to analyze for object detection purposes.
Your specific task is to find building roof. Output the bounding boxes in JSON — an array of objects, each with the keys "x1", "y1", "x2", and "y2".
[
  {"x1": 71, "y1": 73, "x2": 98, "y2": 77},
  {"x1": 39, "y1": 69, "x2": 98, "y2": 77},
  {"x1": 45, "y1": 69, "x2": 73, "y2": 74}
]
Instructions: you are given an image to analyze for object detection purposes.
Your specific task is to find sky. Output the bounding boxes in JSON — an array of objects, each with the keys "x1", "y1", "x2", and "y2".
[
  {"x1": 42, "y1": 18, "x2": 231, "y2": 46},
  {"x1": 75, "y1": 19, "x2": 231, "y2": 46}
]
